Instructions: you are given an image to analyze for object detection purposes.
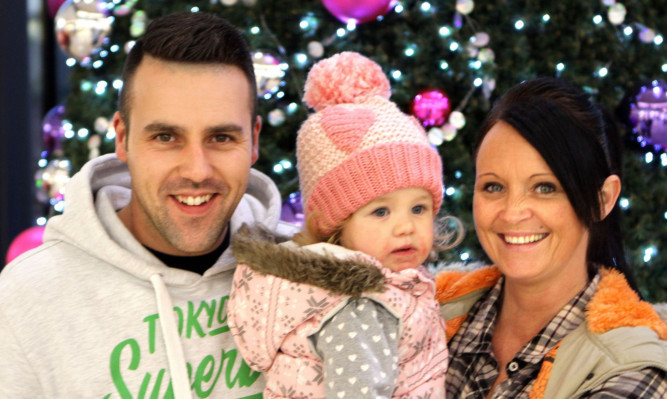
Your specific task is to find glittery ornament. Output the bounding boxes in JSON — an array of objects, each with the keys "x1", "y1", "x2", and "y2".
[
  {"x1": 321, "y1": 0, "x2": 394, "y2": 24},
  {"x1": 94, "y1": 116, "x2": 109, "y2": 134},
  {"x1": 607, "y1": 3, "x2": 626, "y2": 25},
  {"x1": 268, "y1": 109, "x2": 286, "y2": 126},
  {"x1": 280, "y1": 192, "x2": 304, "y2": 226},
  {"x1": 252, "y1": 51, "x2": 286, "y2": 97},
  {"x1": 35, "y1": 159, "x2": 71, "y2": 202},
  {"x1": 448, "y1": 111, "x2": 466, "y2": 129},
  {"x1": 639, "y1": 28, "x2": 656, "y2": 43},
  {"x1": 629, "y1": 80, "x2": 667, "y2": 148},
  {"x1": 54, "y1": 0, "x2": 113, "y2": 61},
  {"x1": 88, "y1": 134, "x2": 102, "y2": 159},
  {"x1": 129, "y1": 10, "x2": 147, "y2": 38},
  {"x1": 112, "y1": 0, "x2": 138, "y2": 16},
  {"x1": 428, "y1": 127, "x2": 444, "y2": 146},
  {"x1": 455, "y1": 0, "x2": 474, "y2": 15},
  {"x1": 410, "y1": 89, "x2": 452, "y2": 128},
  {"x1": 42, "y1": 105, "x2": 67, "y2": 154},
  {"x1": 441, "y1": 123, "x2": 459, "y2": 141},
  {"x1": 471, "y1": 32, "x2": 489, "y2": 47},
  {"x1": 477, "y1": 48, "x2": 495, "y2": 63},
  {"x1": 308, "y1": 41, "x2": 325, "y2": 58}
]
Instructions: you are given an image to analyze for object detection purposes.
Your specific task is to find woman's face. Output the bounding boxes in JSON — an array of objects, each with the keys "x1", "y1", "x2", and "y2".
[{"x1": 473, "y1": 121, "x2": 590, "y2": 287}]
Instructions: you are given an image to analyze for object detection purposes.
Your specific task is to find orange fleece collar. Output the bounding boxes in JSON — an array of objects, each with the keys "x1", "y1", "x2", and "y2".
[{"x1": 435, "y1": 266, "x2": 667, "y2": 339}]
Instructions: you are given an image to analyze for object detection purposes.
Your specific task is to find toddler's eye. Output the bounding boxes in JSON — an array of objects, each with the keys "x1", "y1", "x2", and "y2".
[
  {"x1": 372, "y1": 208, "x2": 389, "y2": 217},
  {"x1": 412, "y1": 205, "x2": 426, "y2": 214}
]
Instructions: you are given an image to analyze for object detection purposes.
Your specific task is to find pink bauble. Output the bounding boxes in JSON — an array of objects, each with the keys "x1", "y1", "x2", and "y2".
[
  {"x1": 410, "y1": 88, "x2": 452, "y2": 128},
  {"x1": 5, "y1": 226, "x2": 45, "y2": 264},
  {"x1": 321, "y1": 0, "x2": 394, "y2": 24},
  {"x1": 47, "y1": 0, "x2": 68, "y2": 18}
]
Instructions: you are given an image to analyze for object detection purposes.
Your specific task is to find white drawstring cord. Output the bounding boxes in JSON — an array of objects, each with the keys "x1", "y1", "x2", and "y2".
[{"x1": 150, "y1": 274, "x2": 192, "y2": 399}]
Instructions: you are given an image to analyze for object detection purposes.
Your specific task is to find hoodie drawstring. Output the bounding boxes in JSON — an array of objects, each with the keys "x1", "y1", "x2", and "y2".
[{"x1": 150, "y1": 274, "x2": 192, "y2": 399}]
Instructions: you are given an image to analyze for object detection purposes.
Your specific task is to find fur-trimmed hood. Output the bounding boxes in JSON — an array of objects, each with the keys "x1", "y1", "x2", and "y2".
[
  {"x1": 436, "y1": 266, "x2": 667, "y2": 339},
  {"x1": 231, "y1": 224, "x2": 386, "y2": 297}
]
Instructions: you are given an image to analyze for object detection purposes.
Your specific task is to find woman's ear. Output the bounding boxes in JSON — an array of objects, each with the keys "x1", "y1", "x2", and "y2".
[{"x1": 599, "y1": 174, "x2": 621, "y2": 220}]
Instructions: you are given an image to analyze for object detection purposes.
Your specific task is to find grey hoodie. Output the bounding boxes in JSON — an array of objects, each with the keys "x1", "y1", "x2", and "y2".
[{"x1": 0, "y1": 154, "x2": 296, "y2": 398}]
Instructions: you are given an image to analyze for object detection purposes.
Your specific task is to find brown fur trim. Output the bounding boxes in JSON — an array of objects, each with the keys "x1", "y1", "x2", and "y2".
[
  {"x1": 435, "y1": 266, "x2": 501, "y2": 303},
  {"x1": 586, "y1": 268, "x2": 667, "y2": 340},
  {"x1": 232, "y1": 224, "x2": 386, "y2": 297}
]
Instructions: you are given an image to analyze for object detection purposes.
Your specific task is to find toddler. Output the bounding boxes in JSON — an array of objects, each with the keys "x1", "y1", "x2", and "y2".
[{"x1": 228, "y1": 52, "x2": 460, "y2": 399}]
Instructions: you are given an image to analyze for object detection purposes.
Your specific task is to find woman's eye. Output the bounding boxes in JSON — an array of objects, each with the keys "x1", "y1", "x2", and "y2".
[
  {"x1": 536, "y1": 183, "x2": 556, "y2": 194},
  {"x1": 372, "y1": 208, "x2": 389, "y2": 217},
  {"x1": 483, "y1": 182, "x2": 503, "y2": 193}
]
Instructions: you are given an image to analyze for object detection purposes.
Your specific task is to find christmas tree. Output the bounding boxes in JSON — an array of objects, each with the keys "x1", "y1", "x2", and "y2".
[{"x1": 39, "y1": 0, "x2": 665, "y2": 300}]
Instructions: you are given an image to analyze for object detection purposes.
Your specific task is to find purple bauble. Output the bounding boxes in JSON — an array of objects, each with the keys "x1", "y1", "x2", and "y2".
[
  {"x1": 42, "y1": 105, "x2": 66, "y2": 154},
  {"x1": 410, "y1": 88, "x2": 452, "y2": 128},
  {"x1": 630, "y1": 80, "x2": 667, "y2": 149},
  {"x1": 321, "y1": 0, "x2": 394, "y2": 24},
  {"x1": 280, "y1": 192, "x2": 304, "y2": 226}
]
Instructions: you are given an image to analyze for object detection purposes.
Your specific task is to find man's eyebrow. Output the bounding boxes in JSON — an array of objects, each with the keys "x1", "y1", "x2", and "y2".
[
  {"x1": 143, "y1": 122, "x2": 182, "y2": 133},
  {"x1": 205, "y1": 124, "x2": 244, "y2": 135}
]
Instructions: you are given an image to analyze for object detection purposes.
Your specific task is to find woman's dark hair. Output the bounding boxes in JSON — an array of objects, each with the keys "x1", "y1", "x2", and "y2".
[
  {"x1": 474, "y1": 77, "x2": 641, "y2": 295},
  {"x1": 119, "y1": 12, "x2": 258, "y2": 130}
]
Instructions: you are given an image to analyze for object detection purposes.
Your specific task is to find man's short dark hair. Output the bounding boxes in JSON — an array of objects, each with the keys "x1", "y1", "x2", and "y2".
[{"x1": 118, "y1": 12, "x2": 258, "y2": 129}]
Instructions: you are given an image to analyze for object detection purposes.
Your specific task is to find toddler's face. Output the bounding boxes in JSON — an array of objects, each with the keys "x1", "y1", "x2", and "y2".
[{"x1": 339, "y1": 187, "x2": 434, "y2": 272}]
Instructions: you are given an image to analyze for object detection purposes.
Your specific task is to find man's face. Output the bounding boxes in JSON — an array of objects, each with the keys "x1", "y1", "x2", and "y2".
[{"x1": 114, "y1": 56, "x2": 260, "y2": 256}]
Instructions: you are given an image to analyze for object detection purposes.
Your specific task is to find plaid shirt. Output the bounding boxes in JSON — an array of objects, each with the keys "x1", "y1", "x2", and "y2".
[{"x1": 446, "y1": 272, "x2": 667, "y2": 398}]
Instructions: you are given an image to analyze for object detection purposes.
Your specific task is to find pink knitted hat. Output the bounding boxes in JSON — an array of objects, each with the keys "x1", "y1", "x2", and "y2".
[{"x1": 297, "y1": 51, "x2": 443, "y2": 235}]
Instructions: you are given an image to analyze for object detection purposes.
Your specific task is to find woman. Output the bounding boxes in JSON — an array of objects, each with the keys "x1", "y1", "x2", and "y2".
[{"x1": 436, "y1": 77, "x2": 667, "y2": 398}]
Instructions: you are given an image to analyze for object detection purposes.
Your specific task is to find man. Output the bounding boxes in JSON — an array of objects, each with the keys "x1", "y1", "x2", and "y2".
[{"x1": 0, "y1": 12, "x2": 295, "y2": 398}]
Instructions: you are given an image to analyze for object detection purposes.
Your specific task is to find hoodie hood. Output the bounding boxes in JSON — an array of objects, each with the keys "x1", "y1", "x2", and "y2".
[{"x1": 44, "y1": 153, "x2": 285, "y2": 285}]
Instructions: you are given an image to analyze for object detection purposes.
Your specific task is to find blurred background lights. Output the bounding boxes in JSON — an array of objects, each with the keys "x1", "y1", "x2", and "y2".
[
  {"x1": 598, "y1": 67, "x2": 608, "y2": 77},
  {"x1": 556, "y1": 63, "x2": 565, "y2": 71},
  {"x1": 445, "y1": 187, "x2": 456, "y2": 196},
  {"x1": 439, "y1": 26, "x2": 452, "y2": 36},
  {"x1": 645, "y1": 152, "x2": 654, "y2": 163},
  {"x1": 391, "y1": 70, "x2": 402, "y2": 80},
  {"x1": 514, "y1": 20, "x2": 524, "y2": 30},
  {"x1": 623, "y1": 26, "x2": 633, "y2": 36},
  {"x1": 619, "y1": 197, "x2": 630, "y2": 209},
  {"x1": 420, "y1": 2, "x2": 432, "y2": 12},
  {"x1": 449, "y1": 42, "x2": 459, "y2": 51},
  {"x1": 643, "y1": 246, "x2": 657, "y2": 262},
  {"x1": 655, "y1": 35, "x2": 664, "y2": 45},
  {"x1": 593, "y1": 15, "x2": 603, "y2": 24},
  {"x1": 460, "y1": 251, "x2": 470, "y2": 261},
  {"x1": 250, "y1": 26, "x2": 260, "y2": 34},
  {"x1": 542, "y1": 14, "x2": 550, "y2": 22}
]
